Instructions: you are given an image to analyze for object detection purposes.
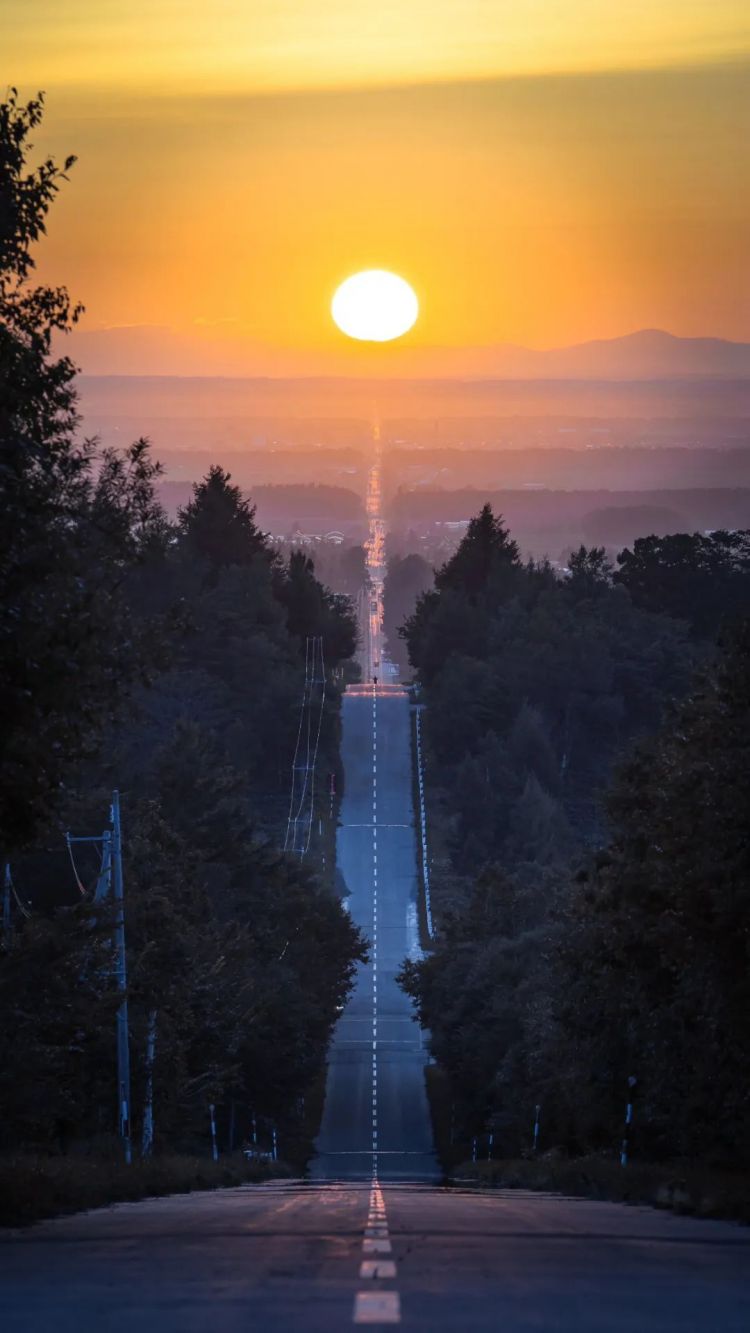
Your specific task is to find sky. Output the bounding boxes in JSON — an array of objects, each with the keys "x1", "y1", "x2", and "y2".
[{"x1": 6, "y1": 1, "x2": 750, "y2": 375}]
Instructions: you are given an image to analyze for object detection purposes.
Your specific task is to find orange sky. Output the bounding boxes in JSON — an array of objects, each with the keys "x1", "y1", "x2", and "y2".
[{"x1": 8, "y1": 3, "x2": 750, "y2": 374}]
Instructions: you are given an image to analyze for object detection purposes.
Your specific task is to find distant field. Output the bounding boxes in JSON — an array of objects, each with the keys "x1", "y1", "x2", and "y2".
[
  {"x1": 159, "y1": 480, "x2": 366, "y2": 538},
  {"x1": 388, "y1": 487, "x2": 750, "y2": 560},
  {"x1": 78, "y1": 374, "x2": 750, "y2": 444},
  {"x1": 383, "y1": 446, "x2": 750, "y2": 495}
]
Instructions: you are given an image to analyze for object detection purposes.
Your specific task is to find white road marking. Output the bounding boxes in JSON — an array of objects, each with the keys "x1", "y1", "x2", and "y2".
[
  {"x1": 362, "y1": 1237, "x2": 392, "y2": 1255},
  {"x1": 359, "y1": 1260, "x2": 397, "y2": 1280},
  {"x1": 353, "y1": 1290, "x2": 401, "y2": 1323}
]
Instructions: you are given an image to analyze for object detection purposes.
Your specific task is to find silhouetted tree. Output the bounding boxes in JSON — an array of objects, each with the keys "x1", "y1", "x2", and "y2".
[
  {"x1": 0, "y1": 91, "x2": 167, "y2": 853},
  {"x1": 276, "y1": 549, "x2": 357, "y2": 663},
  {"x1": 383, "y1": 552, "x2": 433, "y2": 672},
  {"x1": 552, "y1": 622, "x2": 750, "y2": 1163},
  {"x1": 178, "y1": 465, "x2": 270, "y2": 572},
  {"x1": 615, "y1": 530, "x2": 750, "y2": 638},
  {"x1": 435, "y1": 503, "x2": 520, "y2": 598},
  {"x1": 567, "y1": 545, "x2": 613, "y2": 599}
]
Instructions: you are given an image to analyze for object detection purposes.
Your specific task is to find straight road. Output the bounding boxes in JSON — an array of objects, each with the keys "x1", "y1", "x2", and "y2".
[
  {"x1": 2, "y1": 1180, "x2": 748, "y2": 1331},
  {"x1": 313, "y1": 683, "x2": 438, "y2": 1182}
]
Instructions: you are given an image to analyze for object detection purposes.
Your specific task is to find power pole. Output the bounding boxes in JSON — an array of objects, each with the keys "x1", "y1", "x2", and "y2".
[
  {"x1": 2, "y1": 863, "x2": 11, "y2": 947},
  {"x1": 111, "y1": 791, "x2": 132, "y2": 1164},
  {"x1": 141, "y1": 1009, "x2": 157, "y2": 1157},
  {"x1": 67, "y1": 800, "x2": 132, "y2": 1163}
]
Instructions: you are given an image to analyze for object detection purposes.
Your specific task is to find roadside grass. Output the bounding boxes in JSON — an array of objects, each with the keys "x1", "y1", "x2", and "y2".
[
  {"x1": 425, "y1": 1065, "x2": 749, "y2": 1225},
  {"x1": 453, "y1": 1157, "x2": 750, "y2": 1226},
  {"x1": 0, "y1": 1151, "x2": 291, "y2": 1229}
]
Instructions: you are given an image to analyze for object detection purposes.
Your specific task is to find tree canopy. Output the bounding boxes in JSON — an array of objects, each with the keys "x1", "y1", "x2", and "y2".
[
  {"x1": 400, "y1": 502, "x2": 750, "y2": 1170},
  {"x1": 0, "y1": 92, "x2": 365, "y2": 1164}
]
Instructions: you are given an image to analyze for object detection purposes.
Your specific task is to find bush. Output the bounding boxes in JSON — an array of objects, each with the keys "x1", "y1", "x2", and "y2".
[{"x1": 0, "y1": 1152, "x2": 290, "y2": 1228}]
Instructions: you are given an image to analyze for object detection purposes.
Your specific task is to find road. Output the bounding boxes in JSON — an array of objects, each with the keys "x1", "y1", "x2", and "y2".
[
  {"x1": 313, "y1": 683, "x2": 438, "y2": 1182},
  {"x1": 2, "y1": 1180, "x2": 748, "y2": 1330}
]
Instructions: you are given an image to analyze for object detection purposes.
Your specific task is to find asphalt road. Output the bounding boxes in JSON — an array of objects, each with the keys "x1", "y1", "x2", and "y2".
[
  {"x1": 313, "y1": 684, "x2": 438, "y2": 1182},
  {"x1": 2, "y1": 1181, "x2": 748, "y2": 1331}
]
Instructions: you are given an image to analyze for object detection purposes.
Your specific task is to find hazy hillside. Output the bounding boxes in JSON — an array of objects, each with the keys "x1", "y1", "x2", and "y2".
[{"x1": 70, "y1": 327, "x2": 750, "y2": 380}]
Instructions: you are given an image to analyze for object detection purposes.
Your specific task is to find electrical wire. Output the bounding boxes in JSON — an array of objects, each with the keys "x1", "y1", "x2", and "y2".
[
  {"x1": 303, "y1": 637, "x2": 327, "y2": 854},
  {"x1": 66, "y1": 833, "x2": 88, "y2": 896},
  {"x1": 284, "y1": 636, "x2": 311, "y2": 851}
]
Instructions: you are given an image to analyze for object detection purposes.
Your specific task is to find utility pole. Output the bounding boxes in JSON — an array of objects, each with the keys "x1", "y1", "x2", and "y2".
[
  {"x1": 620, "y1": 1074, "x2": 637, "y2": 1167},
  {"x1": 2, "y1": 863, "x2": 11, "y2": 946},
  {"x1": 111, "y1": 791, "x2": 132, "y2": 1164},
  {"x1": 141, "y1": 1009, "x2": 157, "y2": 1157},
  {"x1": 67, "y1": 800, "x2": 132, "y2": 1163},
  {"x1": 533, "y1": 1104, "x2": 541, "y2": 1153}
]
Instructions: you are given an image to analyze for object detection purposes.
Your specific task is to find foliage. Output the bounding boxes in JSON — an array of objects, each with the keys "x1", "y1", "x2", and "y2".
[
  {"x1": 0, "y1": 91, "x2": 168, "y2": 853},
  {"x1": 0, "y1": 92, "x2": 365, "y2": 1165},
  {"x1": 548, "y1": 622, "x2": 750, "y2": 1165},
  {"x1": 615, "y1": 529, "x2": 750, "y2": 639},
  {"x1": 0, "y1": 1152, "x2": 288, "y2": 1228},
  {"x1": 274, "y1": 549, "x2": 358, "y2": 664},
  {"x1": 402, "y1": 530, "x2": 750, "y2": 1168},
  {"x1": 403, "y1": 507, "x2": 692, "y2": 884},
  {"x1": 178, "y1": 465, "x2": 270, "y2": 572},
  {"x1": 382, "y1": 552, "x2": 433, "y2": 674},
  {"x1": 397, "y1": 504, "x2": 750, "y2": 1170},
  {"x1": 0, "y1": 903, "x2": 119, "y2": 1150}
]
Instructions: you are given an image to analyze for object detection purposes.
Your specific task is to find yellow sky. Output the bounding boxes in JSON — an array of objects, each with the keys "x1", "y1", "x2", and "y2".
[
  {"x1": 7, "y1": 2, "x2": 749, "y2": 92},
  {"x1": 7, "y1": 2, "x2": 750, "y2": 372}
]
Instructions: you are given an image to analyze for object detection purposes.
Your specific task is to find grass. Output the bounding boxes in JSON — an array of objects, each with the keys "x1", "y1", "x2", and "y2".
[
  {"x1": 425, "y1": 1064, "x2": 749, "y2": 1225},
  {"x1": 453, "y1": 1156, "x2": 750, "y2": 1225},
  {"x1": 0, "y1": 1151, "x2": 291, "y2": 1229}
]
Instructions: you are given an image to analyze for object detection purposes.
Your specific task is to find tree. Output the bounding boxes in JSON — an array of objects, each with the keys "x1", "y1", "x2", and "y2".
[
  {"x1": 178, "y1": 466, "x2": 270, "y2": 572},
  {"x1": 553, "y1": 622, "x2": 750, "y2": 1164},
  {"x1": 0, "y1": 902, "x2": 119, "y2": 1150},
  {"x1": 0, "y1": 93, "x2": 367, "y2": 1168},
  {"x1": 615, "y1": 530, "x2": 750, "y2": 639},
  {"x1": 566, "y1": 545, "x2": 613, "y2": 600},
  {"x1": 383, "y1": 553, "x2": 433, "y2": 673},
  {"x1": 508, "y1": 703, "x2": 560, "y2": 793},
  {"x1": 275, "y1": 550, "x2": 358, "y2": 664},
  {"x1": 435, "y1": 504, "x2": 520, "y2": 598},
  {"x1": 0, "y1": 91, "x2": 167, "y2": 854},
  {"x1": 399, "y1": 866, "x2": 555, "y2": 1146}
]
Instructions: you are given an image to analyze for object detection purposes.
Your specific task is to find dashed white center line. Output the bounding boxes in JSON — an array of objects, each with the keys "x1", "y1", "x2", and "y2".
[
  {"x1": 354, "y1": 1292, "x2": 401, "y2": 1324},
  {"x1": 352, "y1": 690, "x2": 401, "y2": 1321},
  {"x1": 362, "y1": 1237, "x2": 392, "y2": 1255},
  {"x1": 359, "y1": 1260, "x2": 397, "y2": 1280}
]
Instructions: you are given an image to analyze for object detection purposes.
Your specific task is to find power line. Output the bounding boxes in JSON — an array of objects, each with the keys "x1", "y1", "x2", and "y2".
[
  {"x1": 284, "y1": 637, "x2": 311, "y2": 852},
  {"x1": 284, "y1": 636, "x2": 327, "y2": 858},
  {"x1": 303, "y1": 637, "x2": 327, "y2": 853}
]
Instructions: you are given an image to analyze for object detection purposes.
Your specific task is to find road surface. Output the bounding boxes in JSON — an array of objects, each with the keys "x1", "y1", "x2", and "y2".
[
  {"x1": 2, "y1": 1180, "x2": 748, "y2": 1330},
  {"x1": 313, "y1": 683, "x2": 438, "y2": 1182}
]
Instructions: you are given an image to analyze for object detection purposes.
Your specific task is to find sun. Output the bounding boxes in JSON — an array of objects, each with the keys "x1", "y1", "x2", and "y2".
[{"x1": 331, "y1": 270, "x2": 418, "y2": 342}]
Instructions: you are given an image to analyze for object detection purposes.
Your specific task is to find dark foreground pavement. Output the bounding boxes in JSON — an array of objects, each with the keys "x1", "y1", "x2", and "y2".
[
  {"x1": 313, "y1": 685, "x2": 438, "y2": 1182},
  {"x1": 2, "y1": 1181, "x2": 748, "y2": 1331}
]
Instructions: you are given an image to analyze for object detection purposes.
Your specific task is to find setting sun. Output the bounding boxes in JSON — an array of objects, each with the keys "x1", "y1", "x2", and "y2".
[{"x1": 331, "y1": 270, "x2": 419, "y2": 343}]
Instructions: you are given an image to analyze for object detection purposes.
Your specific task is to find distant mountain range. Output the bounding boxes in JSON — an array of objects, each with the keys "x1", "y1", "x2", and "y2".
[
  {"x1": 468, "y1": 330, "x2": 750, "y2": 381},
  {"x1": 68, "y1": 325, "x2": 750, "y2": 381}
]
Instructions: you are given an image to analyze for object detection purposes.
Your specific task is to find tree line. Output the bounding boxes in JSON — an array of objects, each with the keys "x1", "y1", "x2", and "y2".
[
  {"x1": 398, "y1": 504, "x2": 750, "y2": 1168},
  {"x1": 0, "y1": 91, "x2": 365, "y2": 1161}
]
